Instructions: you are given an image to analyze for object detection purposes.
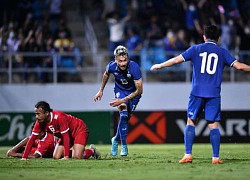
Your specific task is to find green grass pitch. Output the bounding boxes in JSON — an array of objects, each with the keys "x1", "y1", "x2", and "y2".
[{"x1": 0, "y1": 144, "x2": 249, "y2": 180}]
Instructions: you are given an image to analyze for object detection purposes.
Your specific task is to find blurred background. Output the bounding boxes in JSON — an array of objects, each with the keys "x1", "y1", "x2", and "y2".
[{"x1": 0, "y1": 0, "x2": 250, "y2": 146}]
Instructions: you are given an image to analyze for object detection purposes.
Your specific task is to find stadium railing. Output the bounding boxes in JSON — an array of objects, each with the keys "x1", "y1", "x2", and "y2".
[{"x1": 0, "y1": 51, "x2": 250, "y2": 84}]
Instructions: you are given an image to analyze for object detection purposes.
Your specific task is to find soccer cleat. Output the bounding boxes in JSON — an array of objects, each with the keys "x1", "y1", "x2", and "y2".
[
  {"x1": 179, "y1": 154, "x2": 193, "y2": 164},
  {"x1": 120, "y1": 145, "x2": 128, "y2": 156},
  {"x1": 111, "y1": 137, "x2": 118, "y2": 156},
  {"x1": 89, "y1": 144, "x2": 101, "y2": 159},
  {"x1": 212, "y1": 158, "x2": 223, "y2": 164}
]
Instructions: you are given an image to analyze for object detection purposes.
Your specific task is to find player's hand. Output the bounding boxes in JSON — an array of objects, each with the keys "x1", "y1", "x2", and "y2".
[
  {"x1": 150, "y1": 64, "x2": 161, "y2": 71},
  {"x1": 94, "y1": 91, "x2": 103, "y2": 102},
  {"x1": 60, "y1": 157, "x2": 69, "y2": 160},
  {"x1": 109, "y1": 98, "x2": 124, "y2": 107},
  {"x1": 6, "y1": 149, "x2": 13, "y2": 157}
]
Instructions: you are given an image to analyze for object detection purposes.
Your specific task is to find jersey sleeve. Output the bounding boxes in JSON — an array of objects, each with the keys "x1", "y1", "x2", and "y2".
[
  {"x1": 22, "y1": 134, "x2": 37, "y2": 159},
  {"x1": 106, "y1": 61, "x2": 113, "y2": 73},
  {"x1": 61, "y1": 131, "x2": 70, "y2": 157},
  {"x1": 131, "y1": 62, "x2": 142, "y2": 80},
  {"x1": 181, "y1": 46, "x2": 196, "y2": 62},
  {"x1": 222, "y1": 48, "x2": 237, "y2": 67},
  {"x1": 32, "y1": 121, "x2": 42, "y2": 135},
  {"x1": 57, "y1": 113, "x2": 70, "y2": 134}
]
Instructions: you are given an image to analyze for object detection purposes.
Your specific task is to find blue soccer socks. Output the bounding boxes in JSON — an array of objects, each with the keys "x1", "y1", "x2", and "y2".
[
  {"x1": 210, "y1": 128, "x2": 220, "y2": 158},
  {"x1": 184, "y1": 125, "x2": 195, "y2": 154},
  {"x1": 111, "y1": 110, "x2": 129, "y2": 156},
  {"x1": 119, "y1": 110, "x2": 129, "y2": 145}
]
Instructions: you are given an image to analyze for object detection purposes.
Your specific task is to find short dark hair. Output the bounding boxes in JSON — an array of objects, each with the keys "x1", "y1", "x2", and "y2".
[
  {"x1": 204, "y1": 25, "x2": 220, "y2": 41},
  {"x1": 35, "y1": 101, "x2": 53, "y2": 113}
]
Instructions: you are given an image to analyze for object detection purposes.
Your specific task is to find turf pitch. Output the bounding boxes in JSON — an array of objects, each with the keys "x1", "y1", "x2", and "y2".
[{"x1": 0, "y1": 144, "x2": 249, "y2": 180}]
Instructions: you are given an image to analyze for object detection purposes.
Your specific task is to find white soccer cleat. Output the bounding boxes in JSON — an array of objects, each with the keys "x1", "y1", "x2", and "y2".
[
  {"x1": 89, "y1": 144, "x2": 101, "y2": 159},
  {"x1": 120, "y1": 145, "x2": 128, "y2": 156}
]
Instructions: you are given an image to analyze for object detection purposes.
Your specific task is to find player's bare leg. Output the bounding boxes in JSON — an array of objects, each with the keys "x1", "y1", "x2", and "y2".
[
  {"x1": 53, "y1": 144, "x2": 64, "y2": 159},
  {"x1": 72, "y1": 144, "x2": 85, "y2": 159}
]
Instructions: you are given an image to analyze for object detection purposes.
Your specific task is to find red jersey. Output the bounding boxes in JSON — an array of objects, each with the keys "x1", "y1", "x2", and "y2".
[
  {"x1": 27, "y1": 110, "x2": 89, "y2": 157},
  {"x1": 32, "y1": 110, "x2": 89, "y2": 138},
  {"x1": 34, "y1": 132, "x2": 57, "y2": 158}
]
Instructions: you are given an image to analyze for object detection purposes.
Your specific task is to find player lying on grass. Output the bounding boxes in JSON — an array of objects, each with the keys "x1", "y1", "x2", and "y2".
[
  {"x1": 7, "y1": 128, "x2": 56, "y2": 158},
  {"x1": 7, "y1": 124, "x2": 100, "y2": 159}
]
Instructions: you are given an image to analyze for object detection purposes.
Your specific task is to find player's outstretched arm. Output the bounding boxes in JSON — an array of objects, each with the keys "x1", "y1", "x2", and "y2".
[
  {"x1": 233, "y1": 61, "x2": 250, "y2": 71},
  {"x1": 150, "y1": 55, "x2": 184, "y2": 71},
  {"x1": 6, "y1": 137, "x2": 29, "y2": 157},
  {"x1": 94, "y1": 71, "x2": 110, "y2": 102}
]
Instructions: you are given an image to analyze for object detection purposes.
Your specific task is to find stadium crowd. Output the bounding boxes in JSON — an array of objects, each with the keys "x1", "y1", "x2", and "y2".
[
  {"x1": 98, "y1": 0, "x2": 250, "y2": 69},
  {"x1": 0, "y1": 0, "x2": 82, "y2": 83},
  {"x1": 1, "y1": 0, "x2": 250, "y2": 83}
]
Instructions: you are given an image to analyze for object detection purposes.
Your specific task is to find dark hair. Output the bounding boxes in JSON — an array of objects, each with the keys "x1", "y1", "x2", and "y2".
[
  {"x1": 204, "y1": 25, "x2": 220, "y2": 42},
  {"x1": 35, "y1": 101, "x2": 53, "y2": 113}
]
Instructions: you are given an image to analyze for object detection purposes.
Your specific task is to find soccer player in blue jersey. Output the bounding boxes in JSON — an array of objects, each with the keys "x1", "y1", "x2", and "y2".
[
  {"x1": 94, "y1": 45, "x2": 143, "y2": 156},
  {"x1": 150, "y1": 25, "x2": 250, "y2": 164}
]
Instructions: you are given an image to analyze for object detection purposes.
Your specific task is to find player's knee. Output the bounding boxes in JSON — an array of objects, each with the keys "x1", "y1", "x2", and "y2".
[
  {"x1": 72, "y1": 154, "x2": 82, "y2": 159},
  {"x1": 208, "y1": 121, "x2": 219, "y2": 129},
  {"x1": 53, "y1": 154, "x2": 61, "y2": 159}
]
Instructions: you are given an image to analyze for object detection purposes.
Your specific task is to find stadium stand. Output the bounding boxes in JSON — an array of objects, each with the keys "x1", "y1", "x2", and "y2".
[{"x1": 1, "y1": 0, "x2": 250, "y2": 83}]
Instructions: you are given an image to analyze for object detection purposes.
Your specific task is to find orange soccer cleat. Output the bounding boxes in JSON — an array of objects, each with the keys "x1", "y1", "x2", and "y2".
[
  {"x1": 179, "y1": 154, "x2": 193, "y2": 164},
  {"x1": 212, "y1": 158, "x2": 223, "y2": 164}
]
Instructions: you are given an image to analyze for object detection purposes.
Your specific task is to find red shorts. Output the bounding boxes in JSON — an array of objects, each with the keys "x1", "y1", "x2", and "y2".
[
  {"x1": 58, "y1": 131, "x2": 89, "y2": 147},
  {"x1": 73, "y1": 131, "x2": 89, "y2": 146}
]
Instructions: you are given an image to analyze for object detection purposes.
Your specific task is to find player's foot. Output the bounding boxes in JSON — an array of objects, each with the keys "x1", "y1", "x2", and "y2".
[
  {"x1": 89, "y1": 144, "x2": 101, "y2": 159},
  {"x1": 212, "y1": 158, "x2": 223, "y2": 164},
  {"x1": 111, "y1": 137, "x2": 118, "y2": 156},
  {"x1": 120, "y1": 145, "x2": 128, "y2": 156},
  {"x1": 179, "y1": 154, "x2": 193, "y2": 164}
]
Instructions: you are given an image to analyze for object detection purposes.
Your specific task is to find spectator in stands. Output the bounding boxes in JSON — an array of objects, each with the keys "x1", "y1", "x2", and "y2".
[
  {"x1": 106, "y1": 10, "x2": 131, "y2": 55},
  {"x1": 54, "y1": 28, "x2": 81, "y2": 82},
  {"x1": 175, "y1": 29, "x2": 189, "y2": 50},
  {"x1": 7, "y1": 30, "x2": 20, "y2": 53},
  {"x1": 218, "y1": 4, "x2": 237, "y2": 51},
  {"x1": 163, "y1": 29, "x2": 177, "y2": 52},
  {"x1": 144, "y1": 14, "x2": 163, "y2": 48},
  {"x1": 23, "y1": 30, "x2": 43, "y2": 83},
  {"x1": 126, "y1": 27, "x2": 142, "y2": 65},
  {"x1": 42, "y1": 35, "x2": 55, "y2": 83},
  {"x1": 142, "y1": 14, "x2": 165, "y2": 71},
  {"x1": 31, "y1": 0, "x2": 46, "y2": 24},
  {"x1": 47, "y1": 0, "x2": 63, "y2": 35},
  {"x1": 180, "y1": 0, "x2": 203, "y2": 44},
  {"x1": 238, "y1": 19, "x2": 250, "y2": 63}
]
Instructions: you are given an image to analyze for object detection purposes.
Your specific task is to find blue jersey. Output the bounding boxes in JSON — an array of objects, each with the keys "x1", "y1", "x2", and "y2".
[
  {"x1": 106, "y1": 60, "x2": 142, "y2": 95},
  {"x1": 181, "y1": 41, "x2": 237, "y2": 98}
]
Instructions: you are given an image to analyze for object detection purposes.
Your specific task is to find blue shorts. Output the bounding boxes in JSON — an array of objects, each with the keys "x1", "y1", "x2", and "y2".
[
  {"x1": 187, "y1": 94, "x2": 221, "y2": 122},
  {"x1": 114, "y1": 89, "x2": 140, "y2": 114}
]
